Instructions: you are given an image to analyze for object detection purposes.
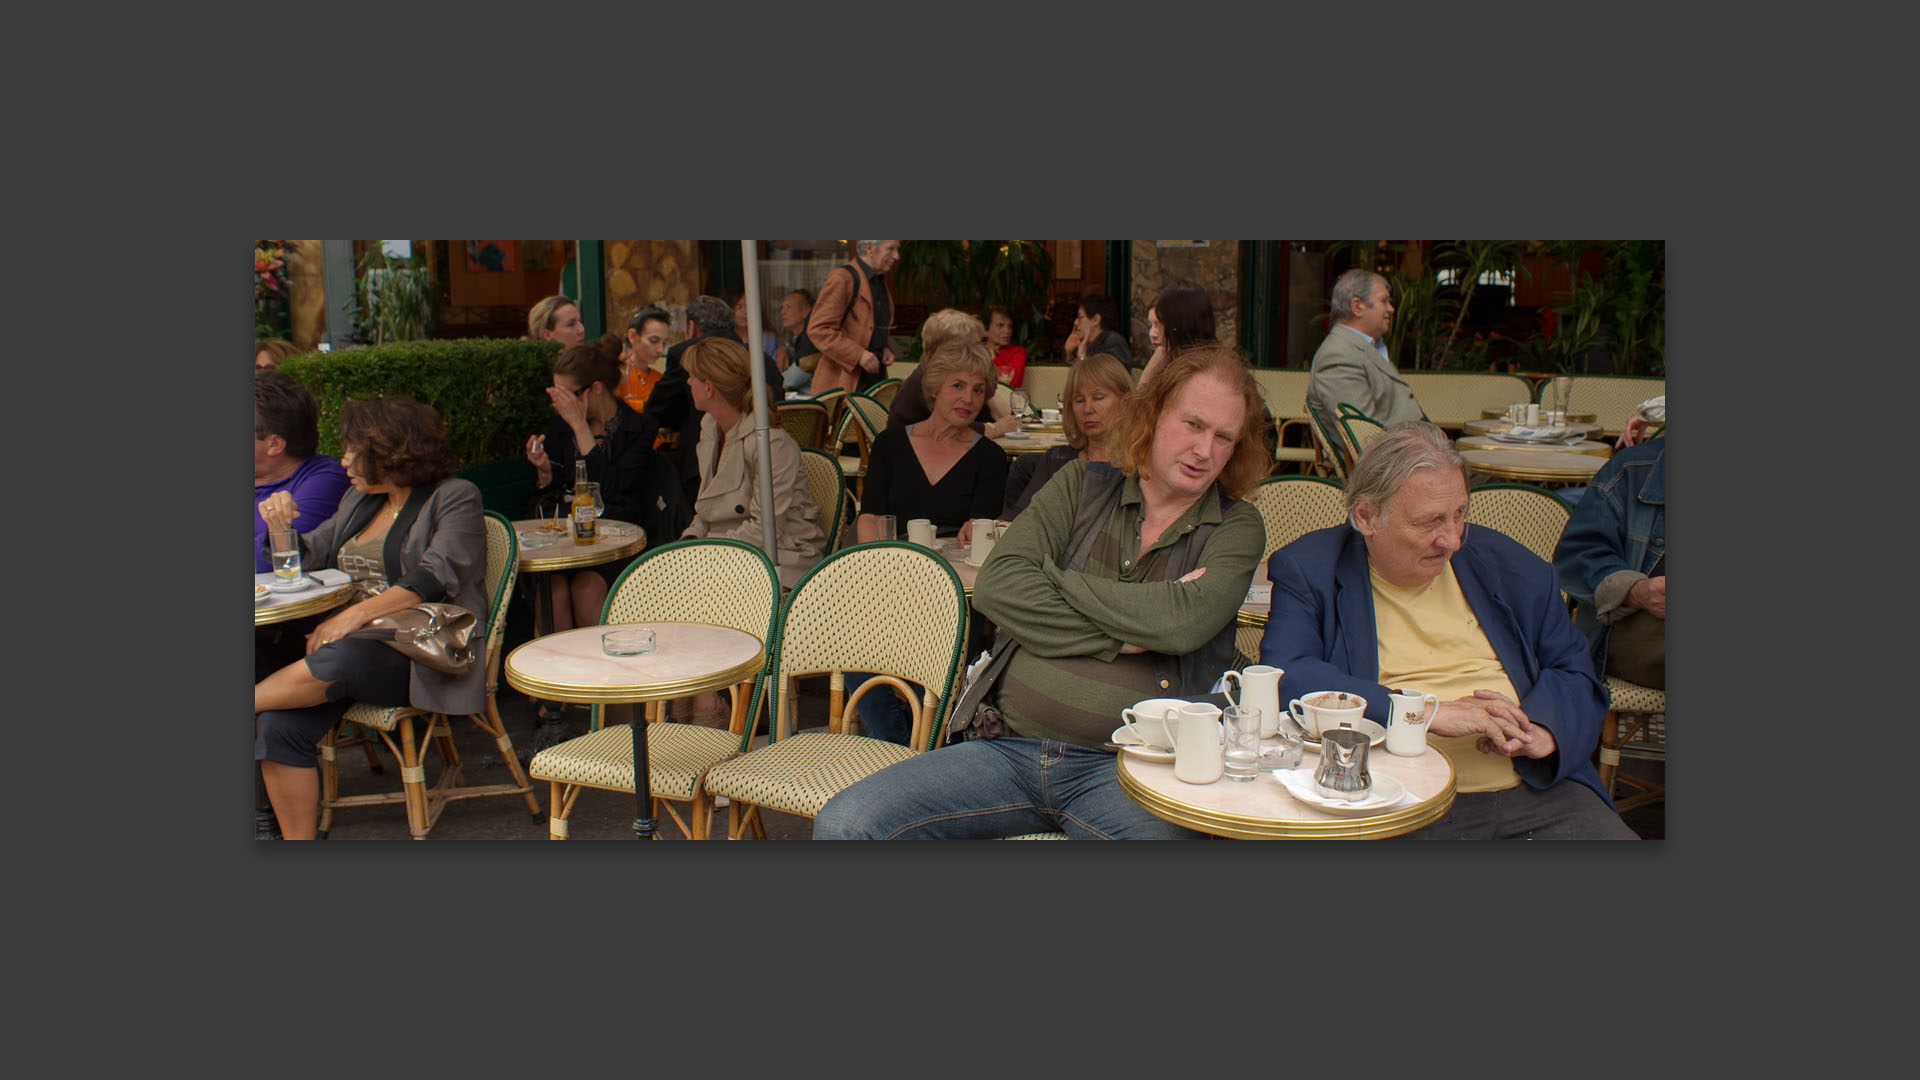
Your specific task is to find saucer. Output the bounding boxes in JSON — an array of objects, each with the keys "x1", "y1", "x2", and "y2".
[
  {"x1": 1295, "y1": 717, "x2": 1386, "y2": 748},
  {"x1": 1109, "y1": 727, "x2": 1175, "y2": 763},
  {"x1": 267, "y1": 576, "x2": 314, "y2": 593},
  {"x1": 254, "y1": 584, "x2": 271, "y2": 604},
  {"x1": 1274, "y1": 768, "x2": 1406, "y2": 816},
  {"x1": 966, "y1": 551, "x2": 993, "y2": 567}
]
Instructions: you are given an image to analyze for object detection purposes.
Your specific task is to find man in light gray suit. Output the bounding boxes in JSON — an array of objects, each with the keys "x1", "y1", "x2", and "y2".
[{"x1": 1307, "y1": 269, "x2": 1426, "y2": 431}]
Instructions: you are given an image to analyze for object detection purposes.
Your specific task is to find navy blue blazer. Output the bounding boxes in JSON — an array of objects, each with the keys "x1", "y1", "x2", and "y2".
[{"x1": 1258, "y1": 524, "x2": 1610, "y2": 804}]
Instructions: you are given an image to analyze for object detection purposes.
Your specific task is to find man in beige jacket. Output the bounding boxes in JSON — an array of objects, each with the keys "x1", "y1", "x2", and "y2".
[{"x1": 807, "y1": 240, "x2": 899, "y2": 395}]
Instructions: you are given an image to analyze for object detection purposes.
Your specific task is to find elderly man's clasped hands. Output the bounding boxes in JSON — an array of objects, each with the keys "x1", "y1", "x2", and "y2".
[{"x1": 1429, "y1": 690, "x2": 1557, "y2": 760}]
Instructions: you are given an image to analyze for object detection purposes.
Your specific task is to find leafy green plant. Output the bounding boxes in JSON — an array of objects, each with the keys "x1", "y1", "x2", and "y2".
[
  {"x1": 895, "y1": 240, "x2": 1055, "y2": 359},
  {"x1": 353, "y1": 251, "x2": 438, "y2": 344},
  {"x1": 277, "y1": 337, "x2": 561, "y2": 468},
  {"x1": 1430, "y1": 240, "x2": 1529, "y2": 369},
  {"x1": 1603, "y1": 240, "x2": 1664, "y2": 375},
  {"x1": 254, "y1": 240, "x2": 292, "y2": 339}
]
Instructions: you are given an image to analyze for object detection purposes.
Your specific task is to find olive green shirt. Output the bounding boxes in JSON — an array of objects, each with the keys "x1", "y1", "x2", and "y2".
[{"x1": 973, "y1": 462, "x2": 1264, "y2": 748}]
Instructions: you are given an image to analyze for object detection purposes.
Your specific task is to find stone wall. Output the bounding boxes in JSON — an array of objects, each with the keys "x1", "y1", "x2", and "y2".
[
  {"x1": 1126, "y1": 242, "x2": 1243, "y2": 358},
  {"x1": 606, "y1": 240, "x2": 699, "y2": 336}
]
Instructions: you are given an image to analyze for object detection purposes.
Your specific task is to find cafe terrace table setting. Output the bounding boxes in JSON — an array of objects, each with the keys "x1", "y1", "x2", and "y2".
[
  {"x1": 503, "y1": 620, "x2": 764, "y2": 839},
  {"x1": 1456, "y1": 434, "x2": 1613, "y2": 458},
  {"x1": 1461, "y1": 417, "x2": 1603, "y2": 439},
  {"x1": 1116, "y1": 737, "x2": 1457, "y2": 839},
  {"x1": 511, "y1": 518, "x2": 647, "y2": 633},
  {"x1": 993, "y1": 422, "x2": 1069, "y2": 456},
  {"x1": 1480, "y1": 408, "x2": 1597, "y2": 424},
  {"x1": 254, "y1": 568, "x2": 355, "y2": 626}
]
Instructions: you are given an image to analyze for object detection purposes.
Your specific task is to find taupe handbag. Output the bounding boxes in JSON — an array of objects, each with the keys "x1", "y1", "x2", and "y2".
[{"x1": 345, "y1": 603, "x2": 479, "y2": 676}]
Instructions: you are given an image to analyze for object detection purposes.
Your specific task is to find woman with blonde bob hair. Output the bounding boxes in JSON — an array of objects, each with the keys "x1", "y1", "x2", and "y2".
[
  {"x1": 1004, "y1": 351, "x2": 1133, "y2": 517},
  {"x1": 1105, "y1": 344, "x2": 1270, "y2": 503}
]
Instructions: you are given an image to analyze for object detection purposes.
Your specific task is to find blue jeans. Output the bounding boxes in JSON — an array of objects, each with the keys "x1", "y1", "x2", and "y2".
[{"x1": 813, "y1": 737, "x2": 1207, "y2": 839}]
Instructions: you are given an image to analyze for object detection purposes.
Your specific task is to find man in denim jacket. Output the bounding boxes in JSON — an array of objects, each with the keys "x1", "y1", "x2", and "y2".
[{"x1": 1554, "y1": 436, "x2": 1666, "y2": 688}]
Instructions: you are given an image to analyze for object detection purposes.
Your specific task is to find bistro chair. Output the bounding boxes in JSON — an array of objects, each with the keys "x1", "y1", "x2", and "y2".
[
  {"x1": 1598, "y1": 676, "x2": 1665, "y2": 814},
  {"x1": 1336, "y1": 404, "x2": 1388, "y2": 466},
  {"x1": 1465, "y1": 483, "x2": 1572, "y2": 565},
  {"x1": 797, "y1": 447, "x2": 848, "y2": 551},
  {"x1": 701, "y1": 542, "x2": 969, "y2": 839},
  {"x1": 836, "y1": 392, "x2": 889, "y2": 499},
  {"x1": 317, "y1": 511, "x2": 542, "y2": 840},
  {"x1": 1306, "y1": 403, "x2": 1352, "y2": 482},
  {"x1": 525, "y1": 539, "x2": 781, "y2": 840},
  {"x1": 864, "y1": 377, "x2": 903, "y2": 410},
  {"x1": 808, "y1": 386, "x2": 849, "y2": 432},
  {"x1": 1236, "y1": 475, "x2": 1348, "y2": 666},
  {"x1": 775, "y1": 400, "x2": 833, "y2": 451}
]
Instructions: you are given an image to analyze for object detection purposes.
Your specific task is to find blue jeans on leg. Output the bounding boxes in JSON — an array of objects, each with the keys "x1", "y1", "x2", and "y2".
[{"x1": 813, "y1": 736, "x2": 1206, "y2": 839}]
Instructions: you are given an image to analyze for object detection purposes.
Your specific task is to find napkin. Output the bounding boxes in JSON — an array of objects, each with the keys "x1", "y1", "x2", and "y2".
[
  {"x1": 1274, "y1": 765, "x2": 1406, "y2": 810},
  {"x1": 1500, "y1": 426, "x2": 1583, "y2": 444},
  {"x1": 1244, "y1": 583, "x2": 1272, "y2": 606}
]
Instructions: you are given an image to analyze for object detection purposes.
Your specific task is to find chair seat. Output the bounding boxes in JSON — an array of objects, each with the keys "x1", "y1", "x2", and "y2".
[
  {"x1": 703, "y1": 732, "x2": 915, "y2": 818},
  {"x1": 529, "y1": 722, "x2": 743, "y2": 802},
  {"x1": 343, "y1": 702, "x2": 421, "y2": 732},
  {"x1": 1272, "y1": 446, "x2": 1318, "y2": 462},
  {"x1": 838, "y1": 456, "x2": 865, "y2": 476},
  {"x1": 1605, "y1": 676, "x2": 1665, "y2": 714},
  {"x1": 1000, "y1": 832, "x2": 1069, "y2": 839}
]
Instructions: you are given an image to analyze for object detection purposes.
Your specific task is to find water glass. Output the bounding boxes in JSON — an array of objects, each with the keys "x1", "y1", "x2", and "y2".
[
  {"x1": 269, "y1": 528, "x2": 302, "y2": 584},
  {"x1": 1223, "y1": 705, "x2": 1263, "y2": 782},
  {"x1": 873, "y1": 514, "x2": 898, "y2": 542},
  {"x1": 1010, "y1": 389, "x2": 1030, "y2": 418},
  {"x1": 1551, "y1": 376, "x2": 1572, "y2": 422}
]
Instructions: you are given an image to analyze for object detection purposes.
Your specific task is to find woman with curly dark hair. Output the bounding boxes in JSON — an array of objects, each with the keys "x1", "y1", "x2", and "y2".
[{"x1": 254, "y1": 395, "x2": 489, "y2": 839}]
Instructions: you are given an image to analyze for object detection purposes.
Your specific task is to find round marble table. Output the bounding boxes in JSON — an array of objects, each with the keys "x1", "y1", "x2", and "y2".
[
  {"x1": 1116, "y1": 742, "x2": 1456, "y2": 839},
  {"x1": 512, "y1": 519, "x2": 647, "y2": 575},
  {"x1": 1461, "y1": 418, "x2": 1603, "y2": 439},
  {"x1": 504, "y1": 621, "x2": 765, "y2": 839},
  {"x1": 1457, "y1": 434, "x2": 1613, "y2": 458},
  {"x1": 254, "y1": 570, "x2": 355, "y2": 626},
  {"x1": 993, "y1": 427, "x2": 1069, "y2": 456},
  {"x1": 1460, "y1": 448, "x2": 1606, "y2": 487}
]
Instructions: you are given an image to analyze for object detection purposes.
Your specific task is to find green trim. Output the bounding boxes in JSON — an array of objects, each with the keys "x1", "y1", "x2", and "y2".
[
  {"x1": 577, "y1": 240, "x2": 604, "y2": 339},
  {"x1": 1239, "y1": 241, "x2": 1281, "y2": 367}
]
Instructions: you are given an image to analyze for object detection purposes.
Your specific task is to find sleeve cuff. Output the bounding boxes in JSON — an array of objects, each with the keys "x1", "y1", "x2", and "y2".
[{"x1": 1594, "y1": 569, "x2": 1646, "y2": 622}]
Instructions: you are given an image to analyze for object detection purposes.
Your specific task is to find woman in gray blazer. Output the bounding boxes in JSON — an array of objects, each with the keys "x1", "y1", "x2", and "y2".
[{"x1": 255, "y1": 396, "x2": 488, "y2": 839}]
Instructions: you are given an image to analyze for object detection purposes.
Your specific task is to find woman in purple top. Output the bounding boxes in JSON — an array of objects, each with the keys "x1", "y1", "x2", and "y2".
[{"x1": 254, "y1": 371, "x2": 349, "y2": 573}]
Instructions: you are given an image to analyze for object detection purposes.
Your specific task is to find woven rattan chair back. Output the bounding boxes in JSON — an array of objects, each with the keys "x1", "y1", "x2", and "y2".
[
  {"x1": 865, "y1": 377, "x2": 902, "y2": 410},
  {"x1": 1336, "y1": 404, "x2": 1387, "y2": 466},
  {"x1": 776, "y1": 400, "x2": 832, "y2": 450},
  {"x1": 842, "y1": 392, "x2": 888, "y2": 441},
  {"x1": 772, "y1": 541, "x2": 969, "y2": 752},
  {"x1": 1248, "y1": 475, "x2": 1349, "y2": 556},
  {"x1": 600, "y1": 538, "x2": 782, "y2": 740},
  {"x1": 1466, "y1": 483, "x2": 1572, "y2": 565},
  {"x1": 1307, "y1": 402, "x2": 1351, "y2": 481},
  {"x1": 1560, "y1": 376, "x2": 1665, "y2": 438},
  {"x1": 797, "y1": 447, "x2": 847, "y2": 547}
]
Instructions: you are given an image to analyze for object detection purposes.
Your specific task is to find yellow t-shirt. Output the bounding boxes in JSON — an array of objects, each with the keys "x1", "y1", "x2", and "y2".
[{"x1": 1369, "y1": 562, "x2": 1519, "y2": 793}]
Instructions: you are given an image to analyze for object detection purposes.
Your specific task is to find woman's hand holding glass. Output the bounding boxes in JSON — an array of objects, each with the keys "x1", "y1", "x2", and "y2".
[
  {"x1": 258, "y1": 491, "x2": 301, "y2": 533},
  {"x1": 525, "y1": 434, "x2": 552, "y2": 488}
]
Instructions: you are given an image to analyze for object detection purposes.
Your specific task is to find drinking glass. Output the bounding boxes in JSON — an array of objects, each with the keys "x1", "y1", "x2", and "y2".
[
  {"x1": 269, "y1": 528, "x2": 302, "y2": 585},
  {"x1": 1223, "y1": 706, "x2": 1262, "y2": 782},
  {"x1": 873, "y1": 514, "x2": 898, "y2": 541},
  {"x1": 1550, "y1": 376, "x2": 1572, "y2": 424},
  {"x1": 1010, "y1": 389, "x2": 1030, "y2": 418}
]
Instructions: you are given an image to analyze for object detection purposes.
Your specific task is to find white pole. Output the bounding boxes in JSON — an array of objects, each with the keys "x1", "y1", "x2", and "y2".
[{"x1": 741, "y1": 241, "x2": 779, "y2": 561}]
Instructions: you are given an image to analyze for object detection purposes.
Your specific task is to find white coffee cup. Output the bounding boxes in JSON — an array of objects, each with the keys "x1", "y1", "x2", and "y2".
[
  {"x1": 969, "y1": 518, "x2": 998, "y2": 564},
  {"x1": 1121, "y1": 697, "x2": 1187, "y2": 750},
  {"x1": 1288, "y1": 690, "x2": 1368, "y2": 739},
  {"x1": 1173, "y1": 702, "x2": 1225, "y2": 784},
  {"x1": 1385, "y1": 691, "x2": 1439, "y2": 757},
  {"x1": 1526, "y1": 403, "x2": 1541, "y2": 426},
  {"x1": 907, "y1": 518, "x2": 936, "y2": 547}
]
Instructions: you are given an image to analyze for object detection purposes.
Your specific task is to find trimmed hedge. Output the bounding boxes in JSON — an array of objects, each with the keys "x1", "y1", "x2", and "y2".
[{"x1": 277, "y1": 337, "x2": 562, "y2": 468}]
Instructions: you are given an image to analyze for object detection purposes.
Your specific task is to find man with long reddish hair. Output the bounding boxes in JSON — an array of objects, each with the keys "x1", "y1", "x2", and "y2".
[{"x1": 815, "y1": 345, "x2": 1270, "y2": 839}]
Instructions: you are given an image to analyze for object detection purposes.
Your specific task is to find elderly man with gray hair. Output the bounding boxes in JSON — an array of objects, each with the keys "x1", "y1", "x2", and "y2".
[
  {"x1": 1307, "y1": 268, "x2": 1425, "y2": 432},
  {"x1": 806, "y1": 240, "x2": 899, "y2": 395},
  {"x1": 1258, "y1": 421, "x2": 1636, "y2": 838}
]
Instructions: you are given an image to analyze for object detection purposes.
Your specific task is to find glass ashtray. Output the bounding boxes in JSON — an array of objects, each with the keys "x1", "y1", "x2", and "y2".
[
  {"x1": 518, "y1": 529, "x2": 560, "y2": 550},
  {"x1": 602, "y1": 628, "x2": 655, "y2": 656},
  {"x1": 599, "y1": 522, "x2": 635, "y2": 538}
]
